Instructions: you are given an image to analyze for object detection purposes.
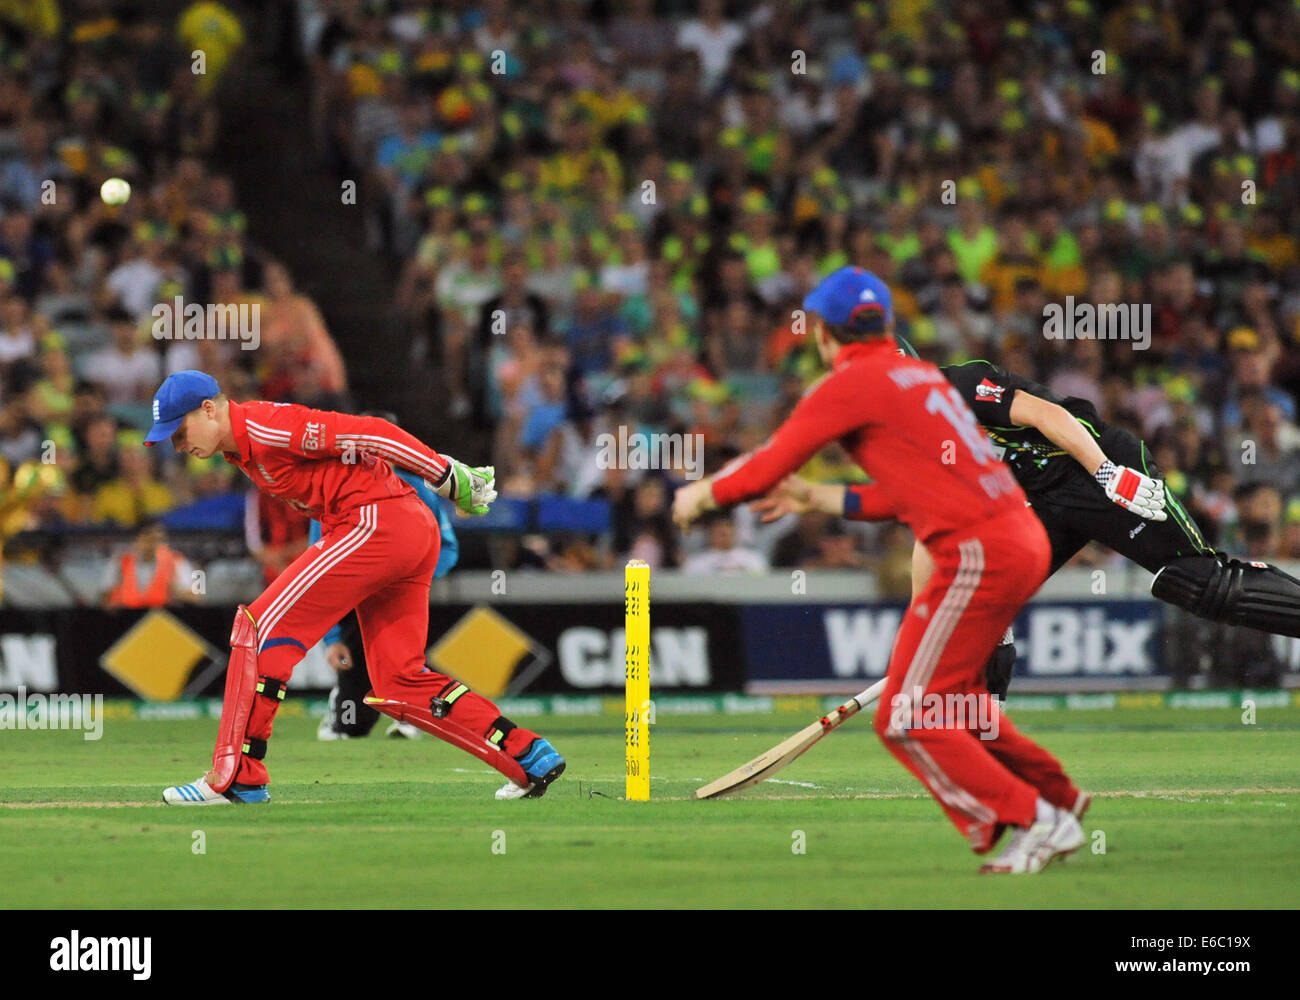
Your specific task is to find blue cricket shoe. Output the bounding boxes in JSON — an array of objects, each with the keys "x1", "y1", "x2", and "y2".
[{"x1": 495, "y1": 738, "x2": 566, "y2": 799}]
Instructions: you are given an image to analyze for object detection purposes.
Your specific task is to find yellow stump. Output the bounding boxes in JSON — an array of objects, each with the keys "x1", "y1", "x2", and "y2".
[{"x1": 625, "y1": 559, "x2": 650, "y2": 801}]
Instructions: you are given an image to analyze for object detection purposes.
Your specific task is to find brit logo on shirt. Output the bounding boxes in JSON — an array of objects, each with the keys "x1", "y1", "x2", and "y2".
[
  {"x1": 975, "y1": 378, "x2": 1005, "y2": 404},
  {"x1": 302, "y1": 422, "x2": 322, "y2": 452}
]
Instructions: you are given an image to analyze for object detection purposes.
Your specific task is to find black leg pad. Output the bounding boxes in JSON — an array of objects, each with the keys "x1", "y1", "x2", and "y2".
[{"x1": 1151, "y1": 555, "x2": 1300, "y2": 638}]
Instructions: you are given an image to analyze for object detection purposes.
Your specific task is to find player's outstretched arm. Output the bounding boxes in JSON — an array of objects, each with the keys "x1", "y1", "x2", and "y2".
[
  {"x1": 750, "y1": 475, "x2": 846, "y2": 522},
  {"x1": 1008, "y1": 391, "x2": 1166, "y2": 521},
  {"x1": 675, "y1": 371, "x2": 868, "y2": 529}
]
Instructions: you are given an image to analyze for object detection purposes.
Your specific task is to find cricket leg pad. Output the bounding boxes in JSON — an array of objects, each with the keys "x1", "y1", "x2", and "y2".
[
  {"x1": 365, "y1": 693, "x2": 528, "y2": 787},
  {"x1": 207, "y1": 607, "x2": 289, "y2": 792},
  {"x1": 1152, "y1": 555, "x2": 1300, "y2": 638}
]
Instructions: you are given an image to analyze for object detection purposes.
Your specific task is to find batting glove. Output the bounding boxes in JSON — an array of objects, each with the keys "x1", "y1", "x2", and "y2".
[
  {"x1": 434, "y1": 457, "x2": 498, "y2": 515},
  {"x1": 1095, "y1": 460, "x2": 1166, "y2": 521}
]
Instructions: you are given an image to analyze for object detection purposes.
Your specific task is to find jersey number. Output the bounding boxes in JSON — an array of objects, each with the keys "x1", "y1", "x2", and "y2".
[{"x1": 926, "y1": 386, "x2": 999, "y2": 465}]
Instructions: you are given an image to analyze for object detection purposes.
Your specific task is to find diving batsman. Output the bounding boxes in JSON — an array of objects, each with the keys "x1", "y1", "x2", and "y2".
[{"x1": 757, "y1": 351, "x2": 1300, "y2": 696}]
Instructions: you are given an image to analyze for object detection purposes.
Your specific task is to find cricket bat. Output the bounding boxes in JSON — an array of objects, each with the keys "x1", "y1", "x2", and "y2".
[{"x1": 694, "y1": 678, "x2": 887, "y2": 800}]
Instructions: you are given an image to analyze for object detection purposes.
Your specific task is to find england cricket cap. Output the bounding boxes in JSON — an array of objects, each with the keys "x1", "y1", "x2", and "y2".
[
  {"x1": 803, "y1": 266, "x2": 893, "y2": 332},
  {"x1": 144, "y1": 370, "x2": 220, "y2": 446}
]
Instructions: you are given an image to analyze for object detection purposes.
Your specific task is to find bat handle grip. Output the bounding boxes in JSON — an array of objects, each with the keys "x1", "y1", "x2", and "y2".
[{"x1": 853, "y1": 678, "x2": 888, "y2": 712}]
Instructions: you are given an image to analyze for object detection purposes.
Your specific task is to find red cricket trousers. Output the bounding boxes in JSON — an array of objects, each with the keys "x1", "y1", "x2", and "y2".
[
  {"x1": 872, "y1": 507, "x2": 1082, "y2": 853},
  {"x1": 235, "y1": 492, "x2": 538, "y2": 785}
]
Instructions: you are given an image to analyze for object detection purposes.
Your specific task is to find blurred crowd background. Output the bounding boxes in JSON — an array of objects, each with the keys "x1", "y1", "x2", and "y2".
[{"x1": 2, "y1": 0, "x2": 1300, "y2": 605}]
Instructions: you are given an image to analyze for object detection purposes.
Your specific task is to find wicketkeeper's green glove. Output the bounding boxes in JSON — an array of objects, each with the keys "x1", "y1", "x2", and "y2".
[{"x1": 433, "y1": 456, "x2": 498, "y2": 515}]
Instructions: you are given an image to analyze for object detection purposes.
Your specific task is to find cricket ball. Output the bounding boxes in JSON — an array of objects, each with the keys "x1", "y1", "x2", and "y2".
[{"x1": 100, "y1": 177, "x2": 131, "y2": 206}]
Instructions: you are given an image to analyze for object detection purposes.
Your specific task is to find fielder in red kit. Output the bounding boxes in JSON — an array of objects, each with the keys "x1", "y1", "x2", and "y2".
[
  {"x1": 673, "y1": 268, "x2": 1087, "y2": 873},
  {"x1": 145, "y1": 370, "x2": 565, "y2": 805}
]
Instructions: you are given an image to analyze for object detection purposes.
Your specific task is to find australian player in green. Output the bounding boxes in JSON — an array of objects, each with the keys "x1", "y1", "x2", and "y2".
[{"x1": 756, "y1": 353, "x2": 1300, "y2": 698}]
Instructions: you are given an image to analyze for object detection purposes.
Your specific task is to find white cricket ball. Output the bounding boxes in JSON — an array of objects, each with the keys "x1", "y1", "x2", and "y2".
[{"x1": 100, "y1": 177, "x2": 131, "y2": 206}]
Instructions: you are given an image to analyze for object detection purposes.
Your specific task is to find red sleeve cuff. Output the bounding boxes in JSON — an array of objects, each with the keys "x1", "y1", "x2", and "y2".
[{"x1": 843, "y1": 483, "x2": 894, "y2": 521}]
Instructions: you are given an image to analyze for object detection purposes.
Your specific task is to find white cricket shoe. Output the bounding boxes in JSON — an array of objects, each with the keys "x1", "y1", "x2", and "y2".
[
  {"x1": 163, "y1": 776, "x2": 270, "y2": 806},
  {"x1": 164, "y1": 777, "x2": 228, "y2": 805},
  {"x1": 494, "y1": 779, "x2": 534, "y2": 800},
  {"x1": 493, "y1": 739, "x2": 565, "y2": 799},
  {"x1": 385, "y1": 721, "x2": 422, "y2": 739},
  {"x1": 980, "y1": 805, "x2": 1084, "y2": 873},
  {"x1": 317, "y1": 716, "x2": 351, "y2": 740},
  {"x1": 317, "y1": 687, "x2": 352, "y2": 740}
]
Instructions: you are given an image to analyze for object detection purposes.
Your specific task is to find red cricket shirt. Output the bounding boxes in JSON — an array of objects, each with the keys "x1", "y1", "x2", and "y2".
[
  {"x1": 710, "y1": 339, "x2": 1026, "y2": 546},
  {"x1": 223, "y1": 400, "x2": 449, "y2": 530}
]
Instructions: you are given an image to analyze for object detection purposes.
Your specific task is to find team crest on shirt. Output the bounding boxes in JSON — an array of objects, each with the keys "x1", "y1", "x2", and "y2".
[
  {"x1": 302, "y1": 422, "x2": 322, "y2": 451},
  {"x1": 975, "y1": 378, "x2": 1005, "y2": 403}
]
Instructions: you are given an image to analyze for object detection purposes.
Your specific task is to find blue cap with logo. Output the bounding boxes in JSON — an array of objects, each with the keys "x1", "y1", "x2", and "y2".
[
  {"x1": 803, "y1": 266, "x2": 893, "y2": 331},
  {"x1": 144, "y1": 370, "x2": 220, "y2": 446}
]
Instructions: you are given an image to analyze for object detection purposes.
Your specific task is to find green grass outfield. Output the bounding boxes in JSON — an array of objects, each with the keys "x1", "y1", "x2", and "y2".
[{"x1": 2, "y1": 700, "x2": 1297, "y2": 908}]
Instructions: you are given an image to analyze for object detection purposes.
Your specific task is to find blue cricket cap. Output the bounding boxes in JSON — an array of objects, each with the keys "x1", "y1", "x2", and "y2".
[
  {"x1": 144, "y1": 370, "x2": 220, "y2": 446},
  {"x1": 803, "y1": 266, "x2": 893, "y2": 331}
]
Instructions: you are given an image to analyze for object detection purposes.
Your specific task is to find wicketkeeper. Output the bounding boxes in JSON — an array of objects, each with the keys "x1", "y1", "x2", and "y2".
[{"x1": 148, "y1": 371, "x2": 565, "y2": 804}]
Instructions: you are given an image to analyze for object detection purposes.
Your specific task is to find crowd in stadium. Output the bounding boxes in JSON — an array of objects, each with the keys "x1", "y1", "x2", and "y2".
[{"x1": 3, "y1": 0, "x2": 1300, "y2": 596}]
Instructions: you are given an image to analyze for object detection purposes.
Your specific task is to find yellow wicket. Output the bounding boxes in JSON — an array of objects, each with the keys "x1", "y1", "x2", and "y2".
[{"x1": 624, "y1": 559, "x2": 650, "y2": 801}]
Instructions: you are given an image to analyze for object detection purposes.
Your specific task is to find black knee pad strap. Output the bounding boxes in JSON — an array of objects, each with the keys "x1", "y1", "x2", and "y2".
[{"x1": 256, "y1": 677, "x2": 287, "y2": 702}]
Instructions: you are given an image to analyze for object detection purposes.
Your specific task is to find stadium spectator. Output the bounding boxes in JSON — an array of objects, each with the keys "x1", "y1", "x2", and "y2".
[
  {"x1": 610, "y1": 473, "x2": 679, "y2": 569},
  {"x1": 68, "y1": 414, "x2": 119, "y2": 521},
  {"x1": 92, "y1": 431, "x2": 174, "y2": 528},
  {"x1": 81, "y1": 307, "x2": 160, "y2": 406},
  {"x1": 0, "y1": 295, "x2": 36, "y2": 367},
  {"x1": 102, "y1": 519, "x2": 201, "y2": 608},
  {"x1": 770, "y1": 510, "x2": 832, "y2": 569},
  {"x1": 803, "y1": 520, "x2": 867, "y2": 570},
  {"x1": 1231, "y1": 393, "x2": 1300, "y2": 495},
  {"x1": 26, "y1": 334, "x2": 76, "y2": 433},
  {"x1": 681, "y1": 509, "x2": 767, "y2": 574},
  {"x1": 1222, "y1": 329, "x2": 1296, "y2": 429},
  {"x1": 258, "y1": 261, "x2": 349, "y2": 408},
  {"x1": 1231, "y1": 481, "x2": 1285, "y2": 557},
  {"x1": 675, "y1": 0, "x2": 747, "y2": 95},
  {"x1": 176, "y1": 1, "x2": 245, "y2": 97}
]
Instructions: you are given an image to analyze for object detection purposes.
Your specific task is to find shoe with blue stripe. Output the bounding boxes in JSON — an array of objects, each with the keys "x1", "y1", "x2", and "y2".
[
  {"x1": 163, "y1": 776, "x2": 270, "y2": 805},
  {"x1": 495, "y1": 738, "x2": 565, "y2": 800}
]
